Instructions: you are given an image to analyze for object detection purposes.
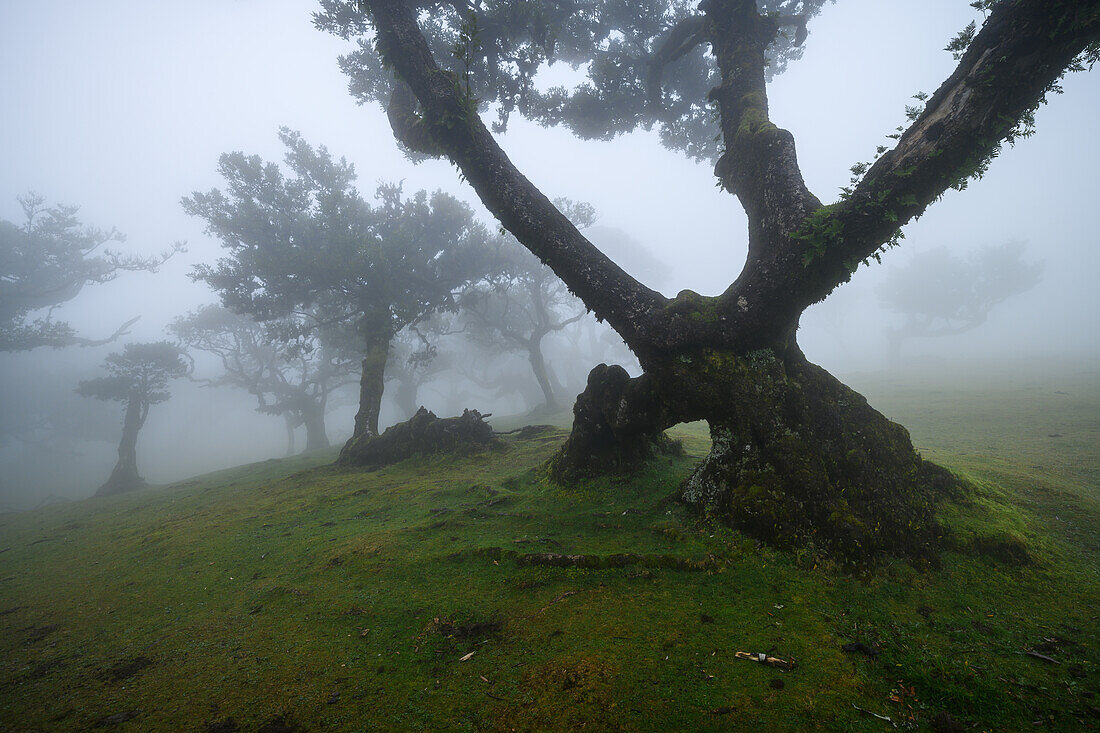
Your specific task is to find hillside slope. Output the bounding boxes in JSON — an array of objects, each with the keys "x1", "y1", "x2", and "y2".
[{"x1": 1, "y1": 364, "x2": 1098, "y2": 731}]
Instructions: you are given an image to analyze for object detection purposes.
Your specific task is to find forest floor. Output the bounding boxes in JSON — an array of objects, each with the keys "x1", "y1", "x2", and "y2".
[{"x1": 0, "y1": 360, "x2": 1097, "y2": 731}]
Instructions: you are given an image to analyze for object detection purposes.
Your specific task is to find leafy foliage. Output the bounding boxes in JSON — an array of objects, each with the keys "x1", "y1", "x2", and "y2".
[
  {"x1": 0, "y1": 194, "x2": 180, "y2": 351},
  {"x1": 76, "y1": 342, "x2": 188, "y2": 405},
  {"x1": 316, "y1": 0, "x2": 832, "y2": 162},
  {"x1": 169, "y1": 305, "x2": 357, "y2": 441}
]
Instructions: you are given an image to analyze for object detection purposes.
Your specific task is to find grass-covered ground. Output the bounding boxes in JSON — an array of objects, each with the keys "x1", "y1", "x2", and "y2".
[{"x1": 1, "y1": 362, "x2": 1097, "y2": 731}]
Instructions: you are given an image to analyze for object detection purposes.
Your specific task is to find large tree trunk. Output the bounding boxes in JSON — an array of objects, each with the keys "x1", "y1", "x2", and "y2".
[
  {"x1": 550, "y1": 345, "x2": 955, "y2": 563},
  {"x1": 339, "y1": 323, "x2": 392, "y2": 463},
  {"x1": 96, "y1": 396, "x2": 145, "y2": 497},
  {"x1": 302, "y1": 401, "x2": 329, "y2": 451}
]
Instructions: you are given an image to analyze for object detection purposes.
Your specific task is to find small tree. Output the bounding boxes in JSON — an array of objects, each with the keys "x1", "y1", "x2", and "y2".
[
  {"x1": 459, "y1": 237, "x2": 588, "y2": 411},
  {"x1": 185, "y1": 129, "x2": 494, "y2": 463},
  {"x1": 170, "y1": 305, "x2": 358, "y2": 453},
  {"x1": 879, "y1": 242, "x2": 1043, "y2": 360},
  {"x1": 77, "y1": 342, "x2": 187, "y2": 496},
  {"x1": 0, "y1": 193, "x2": 180, "y2": 351}
]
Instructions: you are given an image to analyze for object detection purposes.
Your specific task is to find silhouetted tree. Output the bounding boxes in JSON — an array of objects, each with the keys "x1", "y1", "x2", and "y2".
[
  {"x1": 170, "y1": 305, "x2": 358, "y2": 453},
  {"x1": 0, "y1": 193, "x2": 180, "y2": 351},
  {"x1": 184, "y1": 129, "x2": 493, "y2": 462},
  {"x1": 77, "y1": 342, "x2": 187, "y2": 496},
  {"x1": 879, "y1": 242, "x2": 1043, "y2": 360},
  {"x1": 317, "y1": 0, "x2": 1100, "y2": 561},
  {"x1": 459, "y1": 235, "x2": 589, "y2": 411}
]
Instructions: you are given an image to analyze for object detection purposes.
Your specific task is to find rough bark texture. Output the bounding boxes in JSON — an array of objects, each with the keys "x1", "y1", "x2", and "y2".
[
  {"x1": 96, "y1": 395, "x2": 146, "y2": 497},
  {"x1": 337, "y1": 406, "x2": 499, "y2": 468},
  {"x1": 361, "y1": 0, "x2": 1098, "y2": 560}
]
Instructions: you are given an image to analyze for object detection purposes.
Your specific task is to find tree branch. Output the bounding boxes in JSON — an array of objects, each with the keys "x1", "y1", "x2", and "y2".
[
  {"x1": 798, "y1": 0, "x2": 1100, "y2": 309},
  {"x1": 362, "y1": 0, "x2": 669, "y2": 357}
]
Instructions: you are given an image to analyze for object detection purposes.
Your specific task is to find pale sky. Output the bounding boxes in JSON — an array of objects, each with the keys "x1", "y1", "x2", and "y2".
[{"x1": 1, "y1": 0, "x2": 1096, "y2": 367}]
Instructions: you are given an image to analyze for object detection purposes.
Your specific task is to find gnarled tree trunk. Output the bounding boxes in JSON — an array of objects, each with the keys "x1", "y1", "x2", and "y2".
[
  {"x1": 361, "y1": 0, "x2": 1097, "y2": 559},
  {"x1": 301, "y1": 401, "x2": 329, "y2": 451},
  {"x1": 527, "y1": 338, "x2": 558, "y2": 411}
]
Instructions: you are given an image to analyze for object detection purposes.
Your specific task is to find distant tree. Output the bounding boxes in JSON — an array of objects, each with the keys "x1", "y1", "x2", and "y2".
[
  {"x1": 459, "y1": 230, "x2": 591, "y2": 412},
  {"x1": 0, "y1": 192, "x2": 180, "y2": 351},
  {"x1": 184, "y1": 129, "x2": 493, "y2": 459},
  {"x1": 385, "y1": 315, "x2": 463, "y2": 420},
  {"x1": 879, "y1": 242, "x2": 1043, "y2": 360},
  {"x1": 77, "y1": 342, "x2": 187, "y2": 496},
  {"x1": 169, "y1": 305, "x2": 358, "y2": 454}
]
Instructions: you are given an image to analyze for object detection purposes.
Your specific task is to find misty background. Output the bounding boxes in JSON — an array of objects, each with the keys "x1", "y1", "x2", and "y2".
[{"x1": 2, "y1": 0, "x2": 1096, "y2": 510}]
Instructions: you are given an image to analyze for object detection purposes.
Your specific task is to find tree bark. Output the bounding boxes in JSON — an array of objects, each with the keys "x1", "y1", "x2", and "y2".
[{"x1": 96, "y1": 394, "x2": 146, "y2": 497}]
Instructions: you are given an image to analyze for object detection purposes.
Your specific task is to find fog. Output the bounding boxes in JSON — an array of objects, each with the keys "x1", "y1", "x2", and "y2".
[{"x1": 1, "y1": 0, "x2": 1096, "y2": 510}]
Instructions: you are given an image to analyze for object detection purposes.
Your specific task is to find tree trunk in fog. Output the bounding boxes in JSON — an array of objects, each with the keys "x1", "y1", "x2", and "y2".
[
  {"x1": 527, "y1": 337, "x2": 557, "y2": 411},
  {"x1": 302, "y1": 401, "x2": 329, "y2": 451},
  {"x1": 339, "y1": 319, "x2": 392, "y2": 463},
  {"x1": 393, "y1": 375, "x2": 419, "y2": 421},
  {"x1": 96, "y1": 394, "x2": 146, "y2": 497},
  {"x1": 283, "y1": 413, "x2": 297, "y2": 457}
]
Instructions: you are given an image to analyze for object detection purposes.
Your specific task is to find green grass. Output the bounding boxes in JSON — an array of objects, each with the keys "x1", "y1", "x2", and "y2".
[{"x1": 1, "y1": 363, "x2": 1098, "y2": 731}]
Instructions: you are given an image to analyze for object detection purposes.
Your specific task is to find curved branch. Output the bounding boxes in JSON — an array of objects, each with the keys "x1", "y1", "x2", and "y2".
[
  {"x1": 361, "y1": 0, "x2": 669, "y2": 357},
  {"x1": 798, "y1": 0, "x2": 1100, "y2": 308}
]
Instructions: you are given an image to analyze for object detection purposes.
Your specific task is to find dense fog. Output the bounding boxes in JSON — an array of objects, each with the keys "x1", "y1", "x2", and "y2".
[{"x1": 1, "y1": 0, "x2": 1096, "y2": 511}]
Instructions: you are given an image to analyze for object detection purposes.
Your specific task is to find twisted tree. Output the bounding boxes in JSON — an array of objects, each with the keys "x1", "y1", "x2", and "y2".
[
  {"x1": 77, "y1": 342, "x2": 187, "y2": 496},
  {"x1": 317, "y1": 0, "x2": 1099, "y2": 560}
]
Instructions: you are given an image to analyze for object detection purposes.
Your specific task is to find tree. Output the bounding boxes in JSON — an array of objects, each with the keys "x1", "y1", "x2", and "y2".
[
  {"x1": 317, "y1": 0, "x2": 1099, "y2": 561},
  {"x1": 76, "y1": 342, "x2": 187, "y2": 497},
  {"x1": 459, "y1": 236, "x2": 589, "y2": 411},
  {"x1": 184, "y1": 128, "x2": 494, "y2": 462},
  {"x1": 0, "y1": 193, "x2": 180, "y2": 351},
  {"x1": 169, "y1": 305, "x2": 358, "y2": 453},
  {"x1": 879, "y1": 241, "x2": 1043, "y2": 360}
]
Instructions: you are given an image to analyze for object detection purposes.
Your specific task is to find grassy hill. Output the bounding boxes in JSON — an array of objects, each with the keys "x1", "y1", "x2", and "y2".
[{"x1": 1, "y1": 362, "x2": 1098, "y2": 731}]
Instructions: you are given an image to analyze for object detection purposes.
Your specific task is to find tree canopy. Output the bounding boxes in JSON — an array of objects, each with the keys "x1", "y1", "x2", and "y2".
[
  {"x1": 317, "y1": 0, "x2": 830, "y2": 161},
  {"x1": 0, "y1": 193, "x2": 180, "y2": 351},
  {"x1": 879, "y1": 241, "x2": 1043, "y2": 357}
]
